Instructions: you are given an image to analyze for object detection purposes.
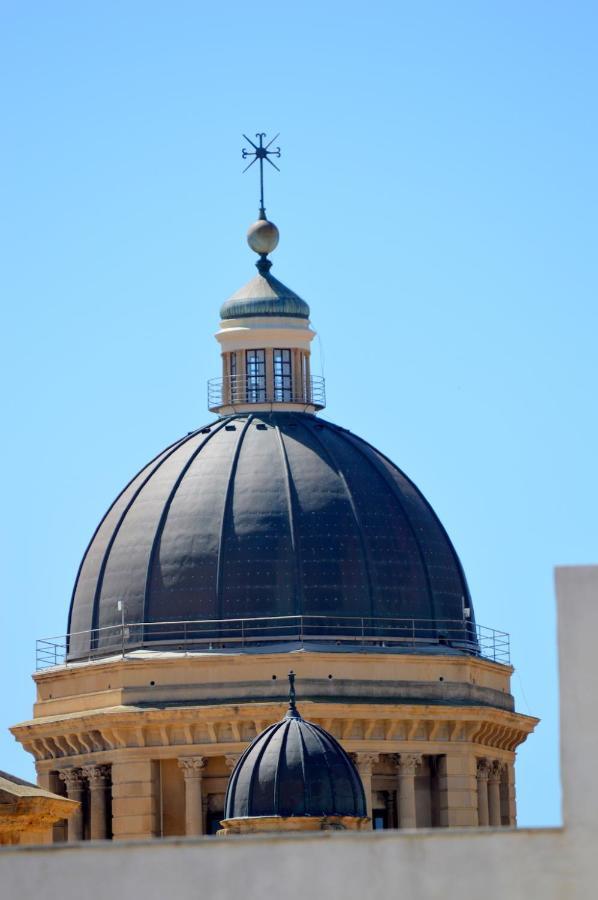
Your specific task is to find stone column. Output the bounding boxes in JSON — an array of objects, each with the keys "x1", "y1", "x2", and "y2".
[
  {"x1": 178, "y1": 757, "x2": 207, "y2": 836},
  {"x1": 476, "y1": 759, "x2": 490, "y2": 826},
  {"x1": 59, "y1": 769, "x2": 84, "y2": 842},
  {"x1": 488, "y1": 761, "x2": 504, "y2": 827},
  {"x1": 82, "y1": 765, "x2": 111, "y2": 840},
  {"x1": 351, "y1": 753, "x2": 379, "y2": 828},
  {"x1": 395, "y1": 754, "x2": 422, "y2": 829}
]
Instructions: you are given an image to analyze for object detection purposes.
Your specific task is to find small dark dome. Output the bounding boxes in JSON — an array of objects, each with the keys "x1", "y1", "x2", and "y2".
[
  {"x1": 224, "y1": 703, "x2": 366, "y2": 820},
  {"x1": 67, "y1": 411, "x2": 474, "y2": 659},
  {"x1": 219, "y1": 271, "x2": 310, "y2": 320}
]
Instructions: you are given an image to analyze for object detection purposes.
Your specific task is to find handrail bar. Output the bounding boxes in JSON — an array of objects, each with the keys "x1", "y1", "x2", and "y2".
[{"x1": 36, "y1": 614, "x2": 510, "y2": 669}]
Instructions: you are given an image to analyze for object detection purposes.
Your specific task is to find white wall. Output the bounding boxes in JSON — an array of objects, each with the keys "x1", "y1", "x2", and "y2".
[{"x1": 1, "y1": 565, "x2": 596, "y2": 900}]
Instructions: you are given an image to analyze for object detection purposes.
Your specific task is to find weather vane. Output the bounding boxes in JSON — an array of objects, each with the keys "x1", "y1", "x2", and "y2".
[{"x1": 242, "y1": 132, "x2": 281, "y2": 220}]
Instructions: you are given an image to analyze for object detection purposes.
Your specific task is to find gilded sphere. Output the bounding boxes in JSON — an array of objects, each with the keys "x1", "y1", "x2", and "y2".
[{"x1": 247, "y1": 219, "x2": 280, "y2": 255}]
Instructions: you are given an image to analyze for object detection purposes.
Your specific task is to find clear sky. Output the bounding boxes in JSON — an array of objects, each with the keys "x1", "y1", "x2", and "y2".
[{"x1": 1, "y1": 1, "x2": 596, "y2": 828}]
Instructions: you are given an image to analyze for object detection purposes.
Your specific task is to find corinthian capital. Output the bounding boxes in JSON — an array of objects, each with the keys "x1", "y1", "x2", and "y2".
[
  {"x1": 397, "y1": 753, "x2": 422, "y2": 775},
  {"x1": 178, "y1": 756, "x2": 207, "y2": 778},
  {"x1": 476, "y1": 758, "x2": 491, "y2": 780},
  {"x1": 351, "y1": 752, "x2": 380, "y2": 775},
  {"x1": 81, "y1": 765, "x2": 111, "y2": 788},
  {"x1": 489, "y1": 760, "x2": 506, "y2": 783},
  {"x1": 58, "y1": 768, "x2": 84, "y2": 792}
]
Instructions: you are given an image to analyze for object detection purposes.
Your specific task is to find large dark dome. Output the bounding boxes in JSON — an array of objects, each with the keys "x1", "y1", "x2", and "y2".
[{"x1": 67, "y1": 411, "x2": 473, "y2": 659}]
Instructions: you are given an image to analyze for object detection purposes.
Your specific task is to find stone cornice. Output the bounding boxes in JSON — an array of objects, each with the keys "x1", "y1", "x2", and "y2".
[
  {"x1": 0, "y1": 795, "x2": 78, "y2": 840},
  {"x1": 12, "y1": 700, "x2": 538, "y2": 764},
  {"x1": 31, "y1": 650, "x2": 514, "y2": 685}
]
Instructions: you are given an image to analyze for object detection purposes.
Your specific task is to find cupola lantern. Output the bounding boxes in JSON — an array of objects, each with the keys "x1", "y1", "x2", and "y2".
[{"x1": 207, "y1": 134, "x2": 325, "y2": 414}]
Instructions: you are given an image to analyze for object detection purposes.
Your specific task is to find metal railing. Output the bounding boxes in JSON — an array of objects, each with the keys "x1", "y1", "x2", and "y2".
[
  {"x1": 207, "y1": 374, "x2": 326, "y2": 411},
  {"x1": 36, "y1": 615, "x2": 510, "y2": 670}
]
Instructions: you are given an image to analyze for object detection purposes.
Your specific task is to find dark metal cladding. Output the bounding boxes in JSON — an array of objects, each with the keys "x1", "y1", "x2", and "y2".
[
  {"x1": 224, "y1": 705, "x2": 366, "y2": 819},
  {"x1": 67, "y1": 412, "x2": 474, "y2": 659}
]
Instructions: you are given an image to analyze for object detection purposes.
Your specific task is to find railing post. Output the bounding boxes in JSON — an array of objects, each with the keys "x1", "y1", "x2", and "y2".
[
  {"x1": 184, "y1": 620, "x2": 188, "y2": 655},
  {"x1": 241, "y1": 618, "x2": 245, "y2": 647},
  {"x1": 361, "y1": 617, "x2": 365, "y2": 643},
  {"x1": 412, "y1": 618, "x2": 416, "y2": 647}
]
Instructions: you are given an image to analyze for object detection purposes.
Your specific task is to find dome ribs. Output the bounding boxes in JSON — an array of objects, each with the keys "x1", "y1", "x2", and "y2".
[
  {"x1": 295, "y1": 722, "x2": 310, "y2": 816},
  {"x1": 345, "y1": 430, "x2": 472, "y2": 622},
  {"x1": 67, "y1": 412, "x2": 475, "y2": 659},
  {"x1": 95, "y1": 432, "x2": 222, "y2": 642},
  {"x1": 141, "y1": 418, "x2": 233, "y2": 630},
  {"x1": 280, "y1": 416, "x2": 369, "y2": 618},
  {"x1": 67, "y1": 434, "x2": 190, "y2": 653},
  {"x1": 306, "y1": 719, "x2": 338, "y2": 814},
  {"x1": 247, "y1": 720, "x2": 279, "y2": 817},
  {"x1": 224, "y1": 708, "x2": 366, "y2": 821},
  {"x1": 338, "y1": 428, "x2": 439, "y2": 624},
  {"x1": 78, "y1": 434, "x2": 197, "y2": 655},
  {"x1": 219, "y1": 416, "x2": 296, "y2": 620},
  {"x1": 275, "y1": 418, "x2": 304, "y2": 616},
  {"x1": 300, "y1": 417, "x2": 375, "y2": 621},
  {"x1": 215, "y1": 415, "x2": 254, "y2": 622}
]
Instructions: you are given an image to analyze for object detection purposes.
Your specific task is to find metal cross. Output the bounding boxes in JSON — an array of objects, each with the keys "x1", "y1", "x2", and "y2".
[{"x1": 242, "y1": 132, "x2": 281, "y2": 219}]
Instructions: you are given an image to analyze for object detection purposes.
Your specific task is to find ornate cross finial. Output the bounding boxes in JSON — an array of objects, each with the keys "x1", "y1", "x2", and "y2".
[
  {"x1": 288, "y1": 669, "x2": 297, "y2": 714},
  {"x1": 242, "y1": 132, "x2": 281, "y2": 220}
]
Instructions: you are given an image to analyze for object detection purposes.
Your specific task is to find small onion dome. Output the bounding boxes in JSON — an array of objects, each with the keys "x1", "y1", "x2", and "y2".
[
  {"x1": 223, "y1": 690, "x2": 366, "y2": 821},
  {"x1": 219, "y1": 271, "x2": 310, "y2": 320},
  {"x1": 219, "y1": 216, "x2": 310, "y2": 320}
]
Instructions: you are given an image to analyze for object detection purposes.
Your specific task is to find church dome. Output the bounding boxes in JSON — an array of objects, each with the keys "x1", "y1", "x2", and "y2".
[
  {"x1": 219, "y1": 270, "x2": 310, "y2": 320},
  {"x1": 223, "y1": 689, "x2": 366, "y2": 820},
  {"x1": 67, "y1": 411, "x2": 474, "y2": 660}
]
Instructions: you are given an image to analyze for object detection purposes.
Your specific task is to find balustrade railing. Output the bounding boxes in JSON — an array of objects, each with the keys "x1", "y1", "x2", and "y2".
[
  {"x1": 36, "y1": 615, "x2": 510, "y2": 670},
  {"x1": 207, "y1": 374, "x2": 326, "y2": 410}
]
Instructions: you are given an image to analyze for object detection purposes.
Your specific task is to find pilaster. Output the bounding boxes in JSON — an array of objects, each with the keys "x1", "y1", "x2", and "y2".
[
  {"x1": 438, "y1": 753, "x2": 478, "y2": 827},
  {"x1": 503, "y1": 760, "x2": 516, "y2": 825},
  {"x1": 111, "y1": 759, "x2": 159, "y2": 841}
]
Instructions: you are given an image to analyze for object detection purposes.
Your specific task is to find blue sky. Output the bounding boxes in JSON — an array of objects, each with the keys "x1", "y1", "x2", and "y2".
[{"x1": 1, "y1": 1, "x2": 596, "y2": 827}]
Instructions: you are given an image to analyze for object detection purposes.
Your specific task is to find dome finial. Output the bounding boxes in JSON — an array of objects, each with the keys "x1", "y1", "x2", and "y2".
[
  {"x1": 242, "y1": 132, "x2": 281, "y2": 270},
  {"x1": 241, "y1": 132, "x2": 281, "y2": 221},
  {"x1": 286, "y1": 669, "x2": 300, "y2": 718}
]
